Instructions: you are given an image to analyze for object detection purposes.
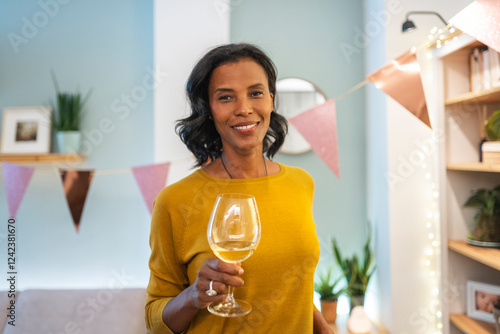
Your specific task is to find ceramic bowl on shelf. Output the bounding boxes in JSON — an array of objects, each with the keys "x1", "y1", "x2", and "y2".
[{"x1": 466, "y1": 238, "x2": 500, "y2": 249}]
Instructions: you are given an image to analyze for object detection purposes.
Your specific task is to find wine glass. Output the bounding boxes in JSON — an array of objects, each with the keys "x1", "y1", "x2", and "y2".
[{"x1": 207, "y1": 193, "x2": 261, "y2": 317}]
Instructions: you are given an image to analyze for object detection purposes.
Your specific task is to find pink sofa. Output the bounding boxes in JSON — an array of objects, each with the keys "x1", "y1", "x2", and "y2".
[{"x1": 1, "y1": 288, "x2": 148, "y2": 333}]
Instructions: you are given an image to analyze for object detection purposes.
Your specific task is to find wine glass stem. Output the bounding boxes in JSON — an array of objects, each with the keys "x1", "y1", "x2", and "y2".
[{"x1": 225, "y1": 286, "x2": 236, "y2": 305}]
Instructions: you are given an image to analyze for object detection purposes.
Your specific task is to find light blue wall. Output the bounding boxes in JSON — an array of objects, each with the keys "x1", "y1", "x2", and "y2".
[
  {"x1": 1, "y1": 0, "x2": 154, "y2": 169},
  {"x1": 363, "y1": 0, "x2": 390, "y2": 322},
  {"x1": 230, "y1": 0, "x2": 368, "y2": 263},
  {"x1": 0, "y1": 0, "x2": 154, "y2": 289}
]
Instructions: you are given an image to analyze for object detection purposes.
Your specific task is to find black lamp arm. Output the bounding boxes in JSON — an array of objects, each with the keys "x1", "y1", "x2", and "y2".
[{"x1": 405, "y1": 11, "x2": 448, "y2": 26}]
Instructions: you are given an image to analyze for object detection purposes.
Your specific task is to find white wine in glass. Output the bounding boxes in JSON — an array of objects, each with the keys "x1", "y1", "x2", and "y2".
[{"x1": 207, "y1": 193, "x2": 261, "y2": 317}]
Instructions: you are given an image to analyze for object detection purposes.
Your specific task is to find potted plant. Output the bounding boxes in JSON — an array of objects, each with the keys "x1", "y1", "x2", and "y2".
[
  {"x1": 314, "y1": 266, "x2": 345, "y2": 323},
  {"x1": 464, "y1": 184, "x2": 500, "y2": 246},
  {"x1": 482, "y1": 109, "x2": 500, "y2": 163},
  {"x1": 485, "y1": 109, "x2": 500, "y2": 141},
  {"x1": 332, "y1": 231, "x2": 375, "y2": 311},
  {"x1": 50, "y1": 70, "x2": 92, "y2": 154}
]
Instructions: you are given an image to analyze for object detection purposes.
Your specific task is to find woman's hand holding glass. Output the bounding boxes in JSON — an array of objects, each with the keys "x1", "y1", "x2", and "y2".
[
  {"x1": 189, "y1": 258, "x2": 245, "y2": 310},
  {"x1": 206, "y1": 193, "x2": 261, "y2": 317}
]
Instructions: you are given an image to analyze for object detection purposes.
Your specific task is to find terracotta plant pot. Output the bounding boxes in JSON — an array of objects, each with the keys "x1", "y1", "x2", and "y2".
[{"x1": 320, "y1": 300, "x2": 338, "y2": 323}]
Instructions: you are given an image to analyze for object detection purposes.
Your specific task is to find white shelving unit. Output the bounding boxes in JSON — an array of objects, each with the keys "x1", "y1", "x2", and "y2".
[{"x1": 434, "y1": 33, "x2": 500, "y2": 333}]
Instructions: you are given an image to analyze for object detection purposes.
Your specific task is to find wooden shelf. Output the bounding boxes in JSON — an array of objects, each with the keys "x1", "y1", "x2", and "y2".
[
  {"x1": 450, "y1": 313, "x2": 496, "y2": 333},
  {"x1": 0, "y1": 154, "x2": 84, "y2": 163},
  {"x1": 448, "y1": 240, "x2": 500, "y2": 271},
  {"x1": 445, "y1": 86, "x2": 500, "y2": 106},
  {"x1": 447, "y1": 163, "x2": 500, "y2": 173}
]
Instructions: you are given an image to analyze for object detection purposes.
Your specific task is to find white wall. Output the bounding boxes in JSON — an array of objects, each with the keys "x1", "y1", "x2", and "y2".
[
  {"x1": 381, "y1": 0, "x2": 474, "y2": 332},
  {"x1": 154, "y1": 0, "x2": 230, "y2": 182}
]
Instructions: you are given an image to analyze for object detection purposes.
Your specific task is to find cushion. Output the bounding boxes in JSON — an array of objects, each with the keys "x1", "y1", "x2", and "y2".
[{"x1": 2, "y1": 288, "x2": 148, "y2": 334}]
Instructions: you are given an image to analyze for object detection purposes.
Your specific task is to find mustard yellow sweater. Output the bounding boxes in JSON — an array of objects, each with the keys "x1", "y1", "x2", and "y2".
[{"x1": 145, "y1": 163, "x2": 320, "y2": 334}]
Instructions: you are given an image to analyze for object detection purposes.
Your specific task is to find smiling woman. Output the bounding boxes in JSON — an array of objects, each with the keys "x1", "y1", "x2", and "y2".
[
  {"x1": 176, "y1": 44, "x2": 287, "y2": 170},
  {"x1": 145, "y1": 43, "x2": 333, "y2": 334},
  {"x1": 207, "y1": 59, "x2": 274, "y2": 178}
]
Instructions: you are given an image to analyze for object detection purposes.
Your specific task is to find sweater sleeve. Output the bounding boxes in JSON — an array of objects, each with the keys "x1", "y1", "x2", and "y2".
[{"x1": 145, "y1": 189, "x2": 189, "y2": 334}]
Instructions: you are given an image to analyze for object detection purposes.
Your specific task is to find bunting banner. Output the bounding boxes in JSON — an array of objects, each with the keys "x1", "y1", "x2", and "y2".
[
  {"x1": 132, "y1": 162, "x2": 170, "y2": 214},
  {"x1": 367, "y1": 50, "x2": 431, "y2": 129},
  {"x1": 290, "y1": 99, "x2": 340, "y2": 178},
  {"x1": 450, "y1": 0, "x2": 500, "y2": 53},
  {"x1": 60, "y1": 170, "x2": 94, "y2": 232},
  {"x1": 2, "y1": 162, "x2": 35, "y2": 218}
]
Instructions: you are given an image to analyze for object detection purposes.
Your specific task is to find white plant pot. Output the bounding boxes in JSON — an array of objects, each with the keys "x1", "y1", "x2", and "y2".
[
  {"x1": 56, "y1": 131, "x2": 82, "y2": 154},
  {"x1": 347, "y1": 306, "x2": 372, "y2": 333}
]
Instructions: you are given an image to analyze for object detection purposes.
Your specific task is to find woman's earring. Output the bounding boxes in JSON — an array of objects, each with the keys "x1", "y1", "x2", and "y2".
[{"x1": 208, "y1": 115, "x2": 213, "y2": 120}]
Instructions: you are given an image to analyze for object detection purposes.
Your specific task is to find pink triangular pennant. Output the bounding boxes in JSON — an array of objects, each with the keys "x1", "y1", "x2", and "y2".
[
  {"x1": 2, "y1": 162, "x2": 35, "y2": 218},
  {"x1": 132, "y1": 162, "x2": 170, "y2": 214},
  {"x1": 290, "y1": 99, "x2": 340, "y2": 178},
  {"x1": 60, "y1": 170, "x2": 94, "y2": 232},
  {"x1": 450, "y1": 0, "x2": 500, "y2": 53},
  {"x1": 367, "y1": 50, "x2": 431, "y2": 129}
]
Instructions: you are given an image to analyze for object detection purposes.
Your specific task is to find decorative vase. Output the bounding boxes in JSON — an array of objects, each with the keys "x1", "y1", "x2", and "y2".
[
  {"x1": 347, "y1": 306, "x2": 372, "y2": 333},
  {"x1": 494, "y1": 305, "x2": 500, "y2": 334},
  {"x1": 349, "y1": 295, "x2": 365, "y2": 313},
  {"x1": 320, "y1": 300, "x2": 337, "y2": 323},
  {"x1": 56, "y1": 131, "x2": 81, "y2": 154}
]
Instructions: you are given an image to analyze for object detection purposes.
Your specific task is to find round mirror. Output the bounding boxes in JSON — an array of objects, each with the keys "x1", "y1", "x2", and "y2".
[{"x1": 276, "y1": 78, "x2": 326, "y2": 154}]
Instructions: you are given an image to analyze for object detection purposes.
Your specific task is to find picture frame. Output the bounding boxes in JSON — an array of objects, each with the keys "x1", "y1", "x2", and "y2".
[
  {"x1": 0, "y1": 106, "x2": 52, "y2": 154},
  {"x1": 467, "y1": 280, "x2": 500, "y2": 323}
]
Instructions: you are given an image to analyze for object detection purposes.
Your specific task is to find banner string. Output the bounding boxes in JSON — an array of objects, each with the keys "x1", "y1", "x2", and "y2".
[
  {"x1": 0, "y1": 155, "x2": 195, "y2": 175},
  {"x1": 334, "y1": 79, "x2": 369, "y2": 102},
  {"x1": 331, "y1": 25, "x2": 460, "y2": 103}
]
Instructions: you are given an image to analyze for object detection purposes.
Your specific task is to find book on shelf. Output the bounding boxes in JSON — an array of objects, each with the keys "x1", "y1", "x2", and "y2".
[
  {"x1": 483, "y1": 141, "x2": 500, "y2": 152},
  {"x1": 469, "y1": 46, "x2": 500, "y2": 92},
  {"x1": 483, "y1": 49, "x2": 491, "y2": 90},
  {"x1": 482, "y1": 141, "x2": 500, "y2": 164},
  {"x1": 470, "y1": 47, "x2": 483, "y2": 92}
]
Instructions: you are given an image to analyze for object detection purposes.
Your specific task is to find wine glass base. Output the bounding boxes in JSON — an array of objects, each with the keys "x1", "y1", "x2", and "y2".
[{"x1": 207, "y1": 299, "x2": 252, "y2": 317}]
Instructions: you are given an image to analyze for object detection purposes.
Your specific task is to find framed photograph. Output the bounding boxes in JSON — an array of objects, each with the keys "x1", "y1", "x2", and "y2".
[
  {"x1": 467, "y1": 280, "x2": 500, "y2": 323},
  {"x1": 0, "y1": 106, "x2": 52, "y2": 154}
]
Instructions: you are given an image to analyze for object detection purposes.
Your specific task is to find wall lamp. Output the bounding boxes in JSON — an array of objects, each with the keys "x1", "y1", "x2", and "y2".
[{"x1": 402, "y1": 11, "x2": 448, "y2": 33}]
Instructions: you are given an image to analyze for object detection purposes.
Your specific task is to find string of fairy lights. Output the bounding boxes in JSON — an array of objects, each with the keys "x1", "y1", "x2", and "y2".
[
  {"x1": 422, "y1": 159, "x2": 442, "y2": 333},
  {"x1": 423, "y1": 22, "x2": 465, "y2": 333}
]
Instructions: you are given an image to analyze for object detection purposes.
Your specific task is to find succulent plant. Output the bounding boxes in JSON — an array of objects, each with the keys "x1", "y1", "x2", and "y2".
[{"x1": 485, "y1": 109, "x2": 500, "y2": 141}]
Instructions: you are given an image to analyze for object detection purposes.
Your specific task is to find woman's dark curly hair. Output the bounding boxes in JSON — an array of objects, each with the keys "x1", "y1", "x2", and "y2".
[{"x1": 176, "y1": 43, "x2": 288, "y2": 167}]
